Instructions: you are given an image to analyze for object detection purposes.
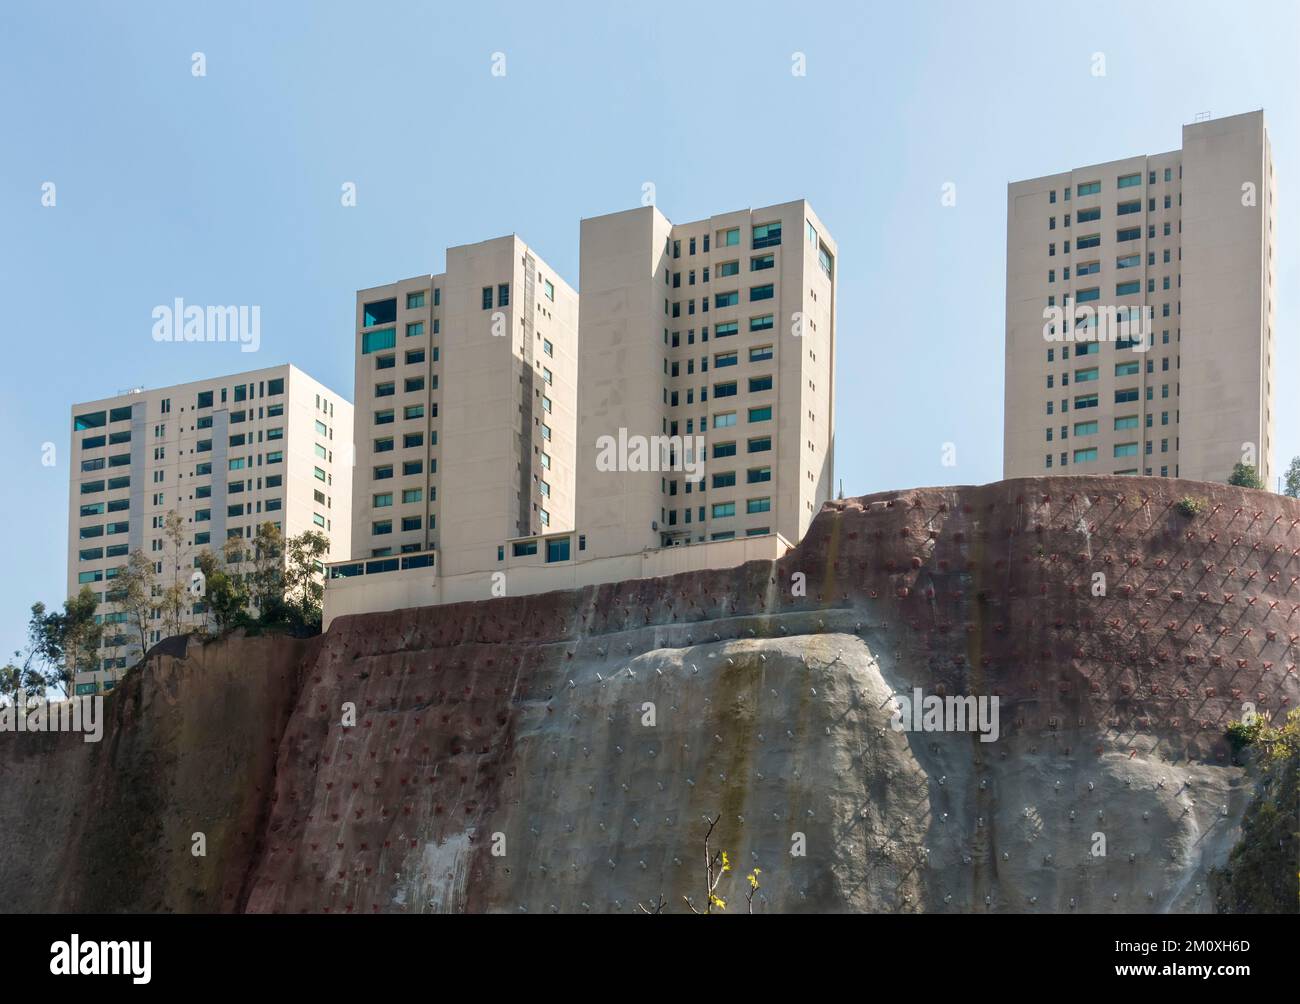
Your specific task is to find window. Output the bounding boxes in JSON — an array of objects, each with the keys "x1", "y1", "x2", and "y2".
[
  {"x1": 750, "y1": 254, "x2": 774, "y2": 271},
  {"x1": 481, "y1": 287, "x2": 493, "y2": 309},
  {"x1": 546, "y1": 538, "x2": 570, "y2": 563},
  {"x1": 715, "y1": 321, "x2": 738, "y2": 338},
  {"x1": 406, "y1": 322, "x2": 424, "y2": 338},
  {"x1": 362, "y1": 328, "x2": 396, "y2": 354},
  {"x1": 513, "y1": 541, "x2": 538, "y2": 557},
  {"x1": 713, "y1": 412, "x2": 737, "y2": 429},
  {"x1": 1114, "y1": 443, "x2": 1139, "y2": 458},
  {"x1": 74, "y1": 411, "x2": 106, "y2": 431},
  {"x1": 1117, "y1": 173, "x2": 1142, "y2": 189},
  {"x1": 1073, "y1": 421, "x2": 1098, "y2": 436},
  {"x1": 1117, "y1": 199, "x2": 1141, "y2": 215},
  {"x1": 1115, "y1": 361, "x2": 1140, "y2": 377},
  {"x1": 1116, "y1": 226, "x2": 1141, "y2": 242},
  {"x1": 1074, "y1": 394, "x2": 1099, "y2": 410},
  {"x1": 543, "y1": 339, "x2": 553, "y2": 357},
  {"x1": 749, "y1": 345, "x2": 773, "y2": 363},
  {"x1": 713, "y1": 442, "x2": 737, "y2": 459},
  {"x1": 497, "y1": 284, "x2": 509, "y2": 307},
  {"x1": 1115, "y1": 388, "x2": 1139, "y2": 403},
  {"x1": 748, "y1": 375, "x2": 773, "y2": 393},
  {"x1": 1116, "y1": 254, "x2": 1140, "y2": 269},
  {"x1": 748, "y1": 436, "x2": 771, "y2": 453},
  {"x1": 1077, "y1": 206, "x2": 1100, "y2": 222},
  {"x1": 1076, "y1": 287, "x2": 1100, "y2": 303},
  {"x1": 818, "y1": 245, "x2": 833, "y2": 278},
  {"x1": 748, "y1": 406, "x2": 772, "y2": 423},
  {"x1": 267, "y1": 378, "x2": 284, "y2": 395},
  {"x1": 715, "y1": 291, "x2": 739, "y2": 308},
  {"x1": 401, "y1": 488, "x2": 422, "y2": 504},
  {"x1": 747, "y1": 466, "x2": 771, "y2": 484},
  {"x1": 1077, "y1": 181, "x2": 1101, "y2": 196},
  {"x1": 375, "y1": 409, "x2": 395, "y2": 425},
  {"x1": 712, "y1": 502, "x2": 736, "y2": 519},
  {"x1": 1073, "y1": 448, "x2": 1098, "y2": 463},
  {"x1": 373, "y1": 493, "x2": 393, "y2": 508},
  {"x1": 406, "y1": 348, "x2": 424, "y2": 364},
  {"x1": 718, "y1": 261, "x2": 740, "y2": 277},
  {"x1": 712, "y1": 472, "x2": 736, "y2": 489},
  {"x1": 363, "y1": 299, "x2": 397, "y2": 326},
  {"x1": 1116, "y1": 280, "x2": 1140, "y2": 296},
  {"x1": 406, "y1": 291, "x2": 425, "y2": 309},
  {"x1": 749, "y1": 284, "x2": 774, "y2": 302},
  {"x1": 375, "y1": 381, "x2": 395, "y2": 398},
  {"x1": 1076, "y1": 233, "x2": 1101, "y2": 250},
  {"x1": 746, "y1": 497, "x2": 771, "y2": 514},
  {"x1": 372, "y1": 520, "x2": 392, "y2": 535},
  {"x1": 1115, "y1": 415, "x2": 1139, "y2": 430},
  {"x1": 752, "y1": 222, "x2": 782, "y2": 248},
  {"x1": 544, "y1": 279, "x2": 555, "y2": 301},
  {"x1": 749, "y1": 314, "x2": 774, "y2": 332},
  {"x1": 715, "y1": 351, "x2": 738, "y2": 368},
  {"x1": 314, "y1": 466, "x2": 327, "y2": 481},
  {"x1": 403, "y1": 404, "x2": 424, "y2": 420},
  {"x1": 719, "y1": 227, "x2": 739, "y2": 247}
]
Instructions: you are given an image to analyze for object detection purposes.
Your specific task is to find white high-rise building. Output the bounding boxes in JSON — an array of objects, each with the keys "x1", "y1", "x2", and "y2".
[
  {"x1": 1004, "y1": 110, "x2": 1276, "y2": 484},
  {"x1": 67, "y1": 364, "x2": 352, "y2": 694}
]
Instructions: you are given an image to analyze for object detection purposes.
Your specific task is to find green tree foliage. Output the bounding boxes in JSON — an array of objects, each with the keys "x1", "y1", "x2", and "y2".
[
  {"x1": 1284, "y1": 456, "x2": 1300, "y2": 499},
  {"x1": 1215, "y1": 709, "x2": 1300, "y2": 913},
  {"x1": 194, "y1": 545, "x2": 251, "y2": 632},
  {"x1": 1228, "y1": 462, "x2": 1265, "y2": 490},
  {"x1": 285, "y1": 530, "x2": 330, "y2": 630}
]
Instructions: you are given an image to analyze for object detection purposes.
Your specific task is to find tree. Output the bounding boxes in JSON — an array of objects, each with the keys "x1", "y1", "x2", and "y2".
[
  {"x1": 115, "y1": 550, "x2": 157, "y2": 654},
  {"x1": 194, "y1": 546, "x2": 250, "y2": 632},
  {"x1": 1284, "y1": 456, "x2": 1300, "y2": 499},
  {"x1": 0, "y1": 655, "x2": 42, "y2": 708},
  {"x1": 26, "y1": 588, "x2": 104, "y2": 698},
  {"x1": 249, "y1": 522, "x2": 285, "y2": 617},
  {"x1": 161, "y1": 509, "x2": 188, "y2": 638},
  {"x1": 284, "y1": 530, "x2": 330, "y2": 629},
  {"x1": 1228, "y1": 462, "x2": 1265, "y2": 490}
]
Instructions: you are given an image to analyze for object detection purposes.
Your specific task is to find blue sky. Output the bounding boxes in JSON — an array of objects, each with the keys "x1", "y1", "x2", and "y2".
[{"x1": 1, "y1": 0, "x2": 1296, "y2": 661}]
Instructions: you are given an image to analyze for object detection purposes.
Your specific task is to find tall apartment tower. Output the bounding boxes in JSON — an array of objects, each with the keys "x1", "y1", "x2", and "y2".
[
  {"x1": 67, "y1": 364, "x2": 353, "y2": 694},
  {"x1": 351, "y1": 235, "x2": 579, "y2": 575},
  {"x1": 577, "y1": 201, "x2": 836, "y2": 557},
  {"x1": 1005, "y1": 110, "x2": 1276, "y2": 484}
]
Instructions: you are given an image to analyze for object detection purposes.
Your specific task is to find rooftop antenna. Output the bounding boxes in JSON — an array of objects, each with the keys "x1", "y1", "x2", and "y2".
[
  {"x1": 837, "y1": 478, "x2": 844, "y2": 500},
  {"x1": 1194, "y1": 110, "x2": 1211, "y2": 123}
]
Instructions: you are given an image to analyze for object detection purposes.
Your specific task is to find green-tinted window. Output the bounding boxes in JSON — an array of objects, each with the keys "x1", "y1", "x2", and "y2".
[{"x1": 362, "y1": 328, "x2": 396, "y2": 354}]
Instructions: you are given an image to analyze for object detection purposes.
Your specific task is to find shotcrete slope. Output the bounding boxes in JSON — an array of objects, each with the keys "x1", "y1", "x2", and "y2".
[{"x1": 3, "y1": 476, "x2": 1297, "y2": 912}]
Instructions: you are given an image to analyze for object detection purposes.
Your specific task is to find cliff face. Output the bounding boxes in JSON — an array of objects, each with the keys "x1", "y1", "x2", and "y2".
[{"x1": 3, "y1": 477, "x2": 1298, "y2": 913}]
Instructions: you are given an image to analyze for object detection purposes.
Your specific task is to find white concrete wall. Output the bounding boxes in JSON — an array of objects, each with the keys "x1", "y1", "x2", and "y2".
[{"x1": 323, "y1": 534, "x2": 791, "y2": 630}]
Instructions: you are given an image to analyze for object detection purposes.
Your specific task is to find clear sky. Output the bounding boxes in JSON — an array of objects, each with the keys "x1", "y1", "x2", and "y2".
[{"x1": 1, "y1": 0, "x2": 1296, "y2": 662}]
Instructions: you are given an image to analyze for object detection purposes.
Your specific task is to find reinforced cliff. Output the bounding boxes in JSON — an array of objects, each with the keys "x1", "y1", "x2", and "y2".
[{"x1": 3, "y1": 476, "x2": 1297, "y2": 913}]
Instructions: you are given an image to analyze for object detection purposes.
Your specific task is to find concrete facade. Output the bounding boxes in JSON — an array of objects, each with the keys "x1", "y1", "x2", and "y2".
[
  {"x1": 322, "y1": 531, "x2": 791, "y2": 630},
  {"x1": 67, "y1": 364, "x2": 353, "y2": 693},
  {"x1": 351, "y1": 236, "x2": 579, "y2": 576},
  {"x1": 576, "y1": 201, "x2": 837, "y2": 558},
  {"x1": 1004, "y1": 110, "x2": 1276, "y2": 485}
]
